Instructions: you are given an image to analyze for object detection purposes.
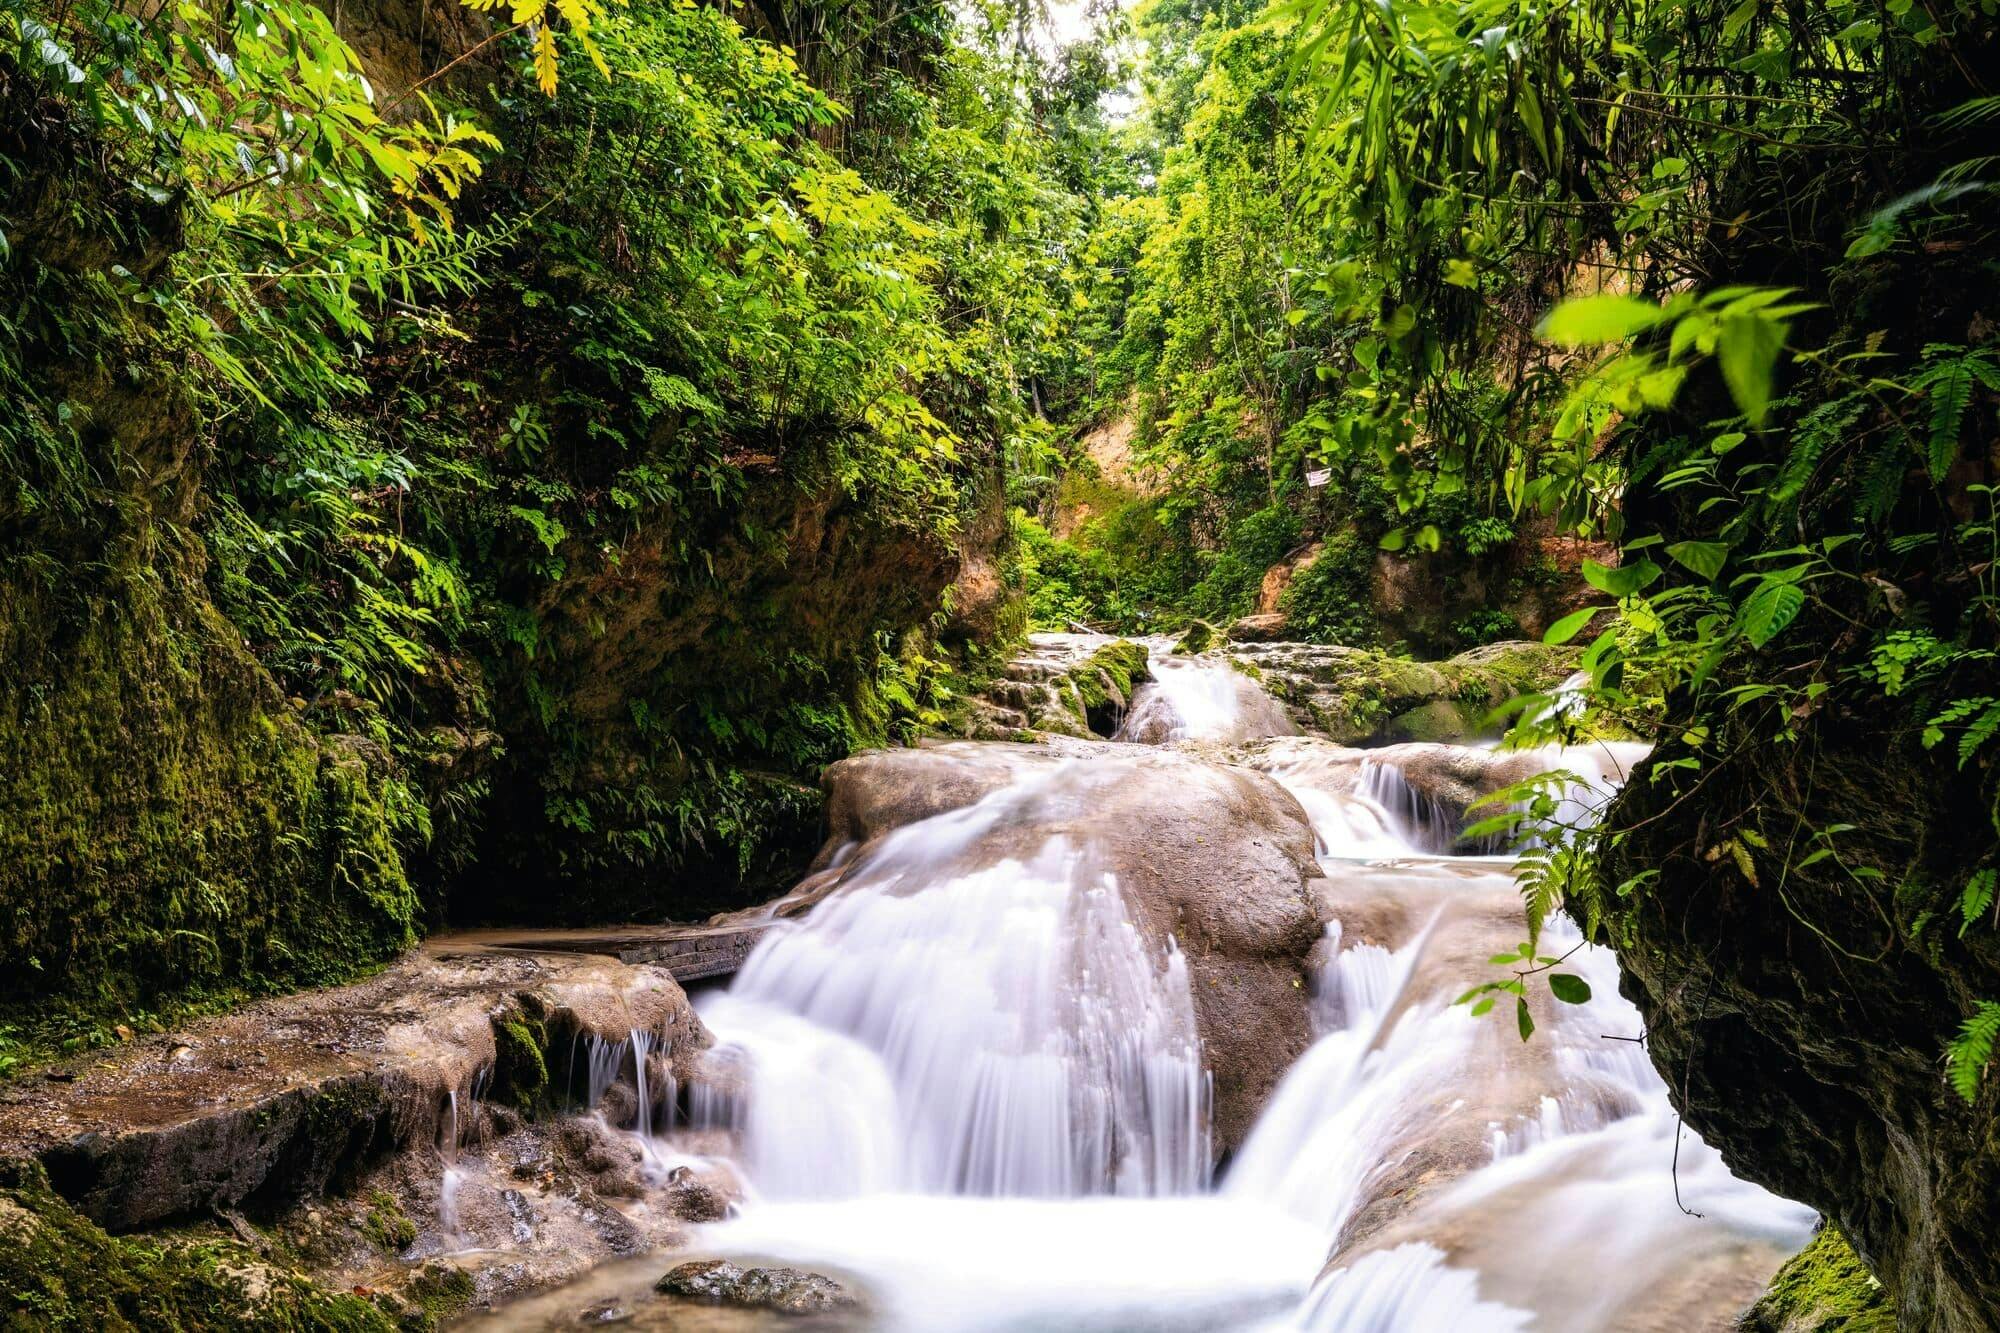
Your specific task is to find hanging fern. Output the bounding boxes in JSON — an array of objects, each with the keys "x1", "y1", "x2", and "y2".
[{"x1": 1946, "y1": 1000, "x2": 2000, "y2": 1104}]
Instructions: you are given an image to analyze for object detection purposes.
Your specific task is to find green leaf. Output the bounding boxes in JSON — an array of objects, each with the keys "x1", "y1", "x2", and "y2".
[
  {"x1": 1666, "y1": 540, "x2": 1729, "y2": 581},
  {"x1": 1582, "y1": 557, "x2": 1662, "y2": 597},
  {"x1": 1721, "y1": 0, "x2": 1760, "y2": 42},
  {"x1": 1516, "y1": 996, "x2": 1535, "y2": 1041},
  {"x1": 1548, "y1": 973, "x2": 1593, "y2": 1005},
  {"x1": 1540, "y1": 294, "x2": 1668, "y2": 347},
  {"x1": 1378, "y1": 527, "x2": 1408, "y2": 551},
  {"x1": 1717, "y1": 313, "x2": 1787, "y2": 424},
  {"x1": 1738, "y1": 578, "x2": 1805, "y2": 647},
  {"x1": 1544, "y1": 607, "x2": 1601, "y2": 644},
  {"x1": 1925, "y1": 358, "x2": 1974, "y2": 481}
]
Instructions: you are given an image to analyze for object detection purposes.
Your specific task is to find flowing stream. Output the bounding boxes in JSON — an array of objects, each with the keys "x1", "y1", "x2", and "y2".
[{"x1": 475, "y1": 638, "x2": 1814, "y2": 1331}]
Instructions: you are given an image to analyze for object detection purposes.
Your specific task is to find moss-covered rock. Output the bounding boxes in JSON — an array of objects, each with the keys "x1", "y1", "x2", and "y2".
[
  {"x1": 0, "y1": 1159, "x2": 395, "y2": 1331},
  {"x1": 488, "y1": 1005, "x2": 550, "y2": 1113},
  {"x1": 1602, "y1": 723, "x2": 2000, "y2": 1329},
  {"x1": 1228, "y1": 639, "x2": 1576, "y2": 744},
  {"x1": 1740, "y1": 1226, "x2": 1895, "y2": 1333},
  {"x1": 359, "y1": 1191, "x2": 417, "y2": 1256},
  {"x1": 1064, "y1": 639, "x2": 1151, "y2": 735},
  {"x1": 1172, "y1": 620, "x2": 1220, "y2": 654}
]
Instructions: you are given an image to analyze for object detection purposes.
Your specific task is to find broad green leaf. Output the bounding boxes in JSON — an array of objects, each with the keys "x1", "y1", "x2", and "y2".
[
  {"x1": 1540, "y1": 294, "x2": 1668, "y2": 347},
  {"x1": 1548, "y1": 974, "x2": 1592, "y2": 1004},
  {"x1": 1666, "y1": 540, "x2": 1729, "y2": 580},
  {"x1": 1738, "y1": 578, "x2": 1805, "y2": 647},
  {"x1": 1717, "y1": 313, "x2": 1787, "y2": 424},
  {"x1": 1516, "y1": 997, "x2": 1535, "y2": 1041},
  {"x1": 1544, "y1": 606, "x2": 1601, "y2": 644},
  {"x1": 1722, "y1": 0, "x2": 1761, "y2": 42},
  {"x1": 1582, "y1": 557, "x2": 1662, "y2": 597}
]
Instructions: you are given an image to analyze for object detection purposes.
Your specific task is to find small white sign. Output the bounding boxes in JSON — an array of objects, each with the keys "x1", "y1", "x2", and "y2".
[{"x1": 1306, "y1": 467, "x2": 1332, "y2": 488}]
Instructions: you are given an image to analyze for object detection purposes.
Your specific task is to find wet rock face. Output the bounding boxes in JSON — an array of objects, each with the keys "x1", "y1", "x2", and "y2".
[
  {"x1": 656, "y1": 1259, "x2": 856, "y2": 1314},
  {"x1": 1601, "y1": 737, "x2": 2000, "y2": 1331}
]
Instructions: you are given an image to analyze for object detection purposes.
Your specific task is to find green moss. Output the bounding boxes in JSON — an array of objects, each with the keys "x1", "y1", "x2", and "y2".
[
  {"x1": 0, "y1": 264, "x2": 416, "y2": 1058},
  {"x1": 359, "y1": 1191, "x2": 417, "y2": 1256},
  {"x1": 490, "y1": 1009, "x2": 550, "y2": 1112},
  {"x1": 1740, "y1": 1226, "x2": 1894, "y2": 1333},
  {"x1": 0, "y1": 1160, "x2": 394, "y2": 1332},
  {"x1": 1172, "y1": 620, "x2": 1220, "y2": 654},
  {"x1": 1063, "y1": 639, "x2": 1151, "y2": 734},
  {"x1": 399, "y1": 1263, "x2": 474, "y2": 1328}
]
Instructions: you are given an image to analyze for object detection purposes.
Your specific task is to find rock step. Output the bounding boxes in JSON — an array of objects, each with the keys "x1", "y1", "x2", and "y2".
[
  {"x1": 432, "y1": 923, "x2": 774, "y2": 986},
  {"x1": 0, "y1": 948, "x2": 706, "y2": 1231}
]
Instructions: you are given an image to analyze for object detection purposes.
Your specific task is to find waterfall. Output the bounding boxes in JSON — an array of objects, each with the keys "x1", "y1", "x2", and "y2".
[
  {"x1": 1292, "y1": 1244, "x2": 1532, "y2": 1332},
  {"x1": 572, "y1": 721, "x2": 1812, "y2": 1333}
]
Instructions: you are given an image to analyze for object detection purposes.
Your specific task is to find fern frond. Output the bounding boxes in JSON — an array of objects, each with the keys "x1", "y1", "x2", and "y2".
[
  {"x1": 1946, "y1": 1001, "x2": 2000, "y2": 1104},
  {"x1": 1959, "y1": 869, "x2": 1997, "y2": 936},
  {"x1": 1852, "y1": 435, "x2": 1909, "y2": 525}
]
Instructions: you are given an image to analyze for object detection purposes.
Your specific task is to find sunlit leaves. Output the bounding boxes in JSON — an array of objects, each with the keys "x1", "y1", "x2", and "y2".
[
  {"x1": 1717, "y1": 311, "x2": 1787, "y2": 425},
  {"x1": 1582, "y1": 557, "x2": 1660, "y2": 597},
  {"x1": 1543, "y1": 606, "x2": 1602, "y2": 644},
  {"x1": 1539, "y1": 294, "x2": 1669, "y2": 347}
]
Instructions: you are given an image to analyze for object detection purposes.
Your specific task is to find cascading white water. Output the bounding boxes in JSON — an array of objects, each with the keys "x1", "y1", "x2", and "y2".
[
  {"x1": 1228, "y1": 747, "x2": 1814, "y2": 1331},
  {"x1": 695, "y1": 834, "x2": 1210, "y2": 1199},
  {"x1": 1351, "y1": 759, "x2": 1466, "y2": 853},
  {"x1": 522, "y1": 686, "x2": 1811, "y2": 1333},
  {"x1": 1292, "y1": 1243, "x2": 1533, "y2": 1332}
]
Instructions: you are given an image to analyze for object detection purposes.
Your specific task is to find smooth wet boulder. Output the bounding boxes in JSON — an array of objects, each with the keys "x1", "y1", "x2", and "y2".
[
  {"x1": 814, "y1": 740, "x2": 1329, "y2": 1151},
  {"x1": 656, "y1": 1258, "x2": 856, "y2": 1314}
]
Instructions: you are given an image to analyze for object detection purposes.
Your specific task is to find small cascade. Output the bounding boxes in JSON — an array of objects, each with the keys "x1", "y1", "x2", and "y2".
[
  {"x1": 1117, "y1": 646, "x2": 1296, "y2": 745},
  {"x1": 1292, "y1": 1243, "x2": 1532, "y2": 1333},
  {"x1": 696, "y1": 833, "x2": 1210, "y2": 1200},
  {"x1": 1225, "y1": 918, "x2": 1477, "y2": 1240},
  {"x1": 437, "y1": 1074, "x2": 487, "y2": 1249},
  {"x1": 1352, "y1": 759, "x2": 1468, "y2": 854},
  {"x1": 463, "y1": 711, "x2": 1811, "y2": 1331}
]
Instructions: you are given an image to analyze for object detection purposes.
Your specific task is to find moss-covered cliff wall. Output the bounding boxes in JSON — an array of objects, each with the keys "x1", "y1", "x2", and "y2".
[{"x1": 0, "y1": 98, "x2": 418, "y2": 1054}]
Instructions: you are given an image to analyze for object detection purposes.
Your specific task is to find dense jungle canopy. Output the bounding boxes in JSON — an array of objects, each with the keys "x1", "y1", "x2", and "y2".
[{"x1": 3, "y1": 0, "x2": 2000, "y2": 1323}]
